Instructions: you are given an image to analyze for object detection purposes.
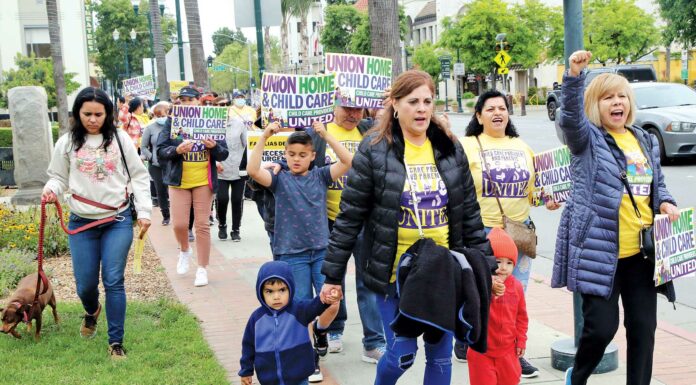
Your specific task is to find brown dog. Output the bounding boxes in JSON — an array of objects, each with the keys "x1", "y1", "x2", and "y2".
[{"x1": 1, "y1": 273, "x2": 59, "y2": 341}]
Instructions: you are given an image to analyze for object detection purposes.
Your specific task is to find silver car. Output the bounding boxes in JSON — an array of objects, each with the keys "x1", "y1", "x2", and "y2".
[{"x1": 555, "y1": 82, "x2": 696, "y2": 161}]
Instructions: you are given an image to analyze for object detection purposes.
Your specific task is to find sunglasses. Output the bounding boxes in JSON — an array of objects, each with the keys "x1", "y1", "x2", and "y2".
[{"x1": 216, "y1": 102, "x2": 231, "y2": 107}]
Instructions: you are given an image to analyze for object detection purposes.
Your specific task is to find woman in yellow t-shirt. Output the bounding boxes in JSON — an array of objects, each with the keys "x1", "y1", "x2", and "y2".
[{"x1": 459, "y1": 90, "x2": 560, "y2": 375}]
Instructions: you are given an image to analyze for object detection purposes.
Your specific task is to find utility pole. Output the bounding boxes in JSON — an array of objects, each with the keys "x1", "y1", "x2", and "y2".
[
  {"x1": 175, "y1": 0, "x2": 185, "y2": 80},
  {"x1": 254, "y1": 0, "x2": 265, "y2": 80}
]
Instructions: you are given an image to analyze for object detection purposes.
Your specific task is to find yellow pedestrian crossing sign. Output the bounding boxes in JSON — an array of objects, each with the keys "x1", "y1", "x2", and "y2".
[
  {"x1": 494, "y1": 50, "x2": 511, "y2": 68},
  {"x1": 498, "y1": 67, "x2": 510, "y2": 75}
]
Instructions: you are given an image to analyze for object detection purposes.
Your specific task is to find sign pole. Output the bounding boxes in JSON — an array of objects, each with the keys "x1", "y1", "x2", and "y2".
[{"x1": 456, "y1": 49, "x2": 463, "y2": 113}]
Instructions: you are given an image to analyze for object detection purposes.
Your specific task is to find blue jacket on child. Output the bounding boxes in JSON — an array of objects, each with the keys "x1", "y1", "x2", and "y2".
[{"x1": 239, "y1": 261, "x2": 328, "y2": 385}]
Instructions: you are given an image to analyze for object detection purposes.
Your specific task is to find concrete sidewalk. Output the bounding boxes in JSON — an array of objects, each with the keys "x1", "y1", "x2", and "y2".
[{"x1": 147, "y1": 201, "x2": 695, "y2": 385}]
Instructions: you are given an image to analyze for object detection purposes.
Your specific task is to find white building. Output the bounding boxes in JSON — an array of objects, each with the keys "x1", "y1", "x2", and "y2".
[
  {"x1": 284, "y1": 0, "x2": 325, "y2": 75},
  {"x1": 0, "y1": 0, "x2": 91, "y2": 106}
]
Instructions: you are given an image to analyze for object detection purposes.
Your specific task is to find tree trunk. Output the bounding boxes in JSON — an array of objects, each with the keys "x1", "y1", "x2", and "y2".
[
  {"x1": 150, "y1": 0, "x2": 169, "y2": 101},
  {"x1": 264, "y1": 26, "x2": 272, "y2": 71},
  {"x1": 665, "y1": 45, "x2": 671, "y2": 82},
  {"x1": 46, "y1": 0, "x2": 70, "y2": 135},
  {"x1": 299, "y1": 18, "x2": 309, "y2": 74},
  {"x1": 281, "y1": 15, "x2": 289, "y2": 70},
  {"x1": 184, "y1": 0, "x2": 207, "y2": 89},
  {"x1": 368, "y1": 0, "x2": 402, "y2": 76}
]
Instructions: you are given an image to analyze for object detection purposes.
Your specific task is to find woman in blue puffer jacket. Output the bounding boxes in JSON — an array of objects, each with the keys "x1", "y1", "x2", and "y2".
[{"x1": 553, "y1": 50, "x2": 680, "y2": 385}]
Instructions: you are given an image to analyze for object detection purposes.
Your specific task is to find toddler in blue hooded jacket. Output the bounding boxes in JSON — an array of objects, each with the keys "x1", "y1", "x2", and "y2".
[{"x1": 239, "y1": 261, "x2": 338, "y2": 385}]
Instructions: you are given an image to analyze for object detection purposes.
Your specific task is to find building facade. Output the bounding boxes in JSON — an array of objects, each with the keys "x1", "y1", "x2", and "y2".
[{"x1": 0, "y1": 0, "x2": 91, "y2": 106}]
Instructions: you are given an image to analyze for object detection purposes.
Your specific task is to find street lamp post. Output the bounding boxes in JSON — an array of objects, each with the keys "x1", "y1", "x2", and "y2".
[
  {"x1": 113, "y1": 28, "x2": 137, "y2": 80},
  {"x1": 495, "y1": 33, "x2": 507, "y2": 92}
]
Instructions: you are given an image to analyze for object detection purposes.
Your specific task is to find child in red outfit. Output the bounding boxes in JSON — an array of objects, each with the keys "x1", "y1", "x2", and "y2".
[{"x1": 467, "y1": 228, "x2": 529, "y2": 385}]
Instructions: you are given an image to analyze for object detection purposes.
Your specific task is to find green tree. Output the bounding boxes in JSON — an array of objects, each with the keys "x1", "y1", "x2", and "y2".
[
  {"x1": 0, "y1": 54, "x2": 80, "y2": 109},
  {"x1": 412, "y1": 42, "x2": 447, "y2": 82},
  {"x1": 584, "y1": 0, "x2": 660, "y2": 65},
  {"x1": 321, "y1": 4, "x2": 364, "y2": 53},
  {"x1": 658, "y1": 0, "x2": 696, "y2": 46},
  {"x1": 348, "y1": 7, "x2": 408, "y2": 56},
  {"x1": 509, "y1": 0, "x2": 564, "y2": 65},
  {"x1": 210, "y1": 38, "x2": 281, "y2": 93},
  {"x1": 439, "y1": 0, "x2": 515, "y2": 78},
  {"x1": 94, "y1": 0, "x2": 176, "y2": 87},
  {"x1": 212, "y1": 27, "x2": 247, "y2": 56}
]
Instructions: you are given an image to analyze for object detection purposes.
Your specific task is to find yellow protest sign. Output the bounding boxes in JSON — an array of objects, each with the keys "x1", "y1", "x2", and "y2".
[
  {"x1": 169, "y1": 81, "x2": 189, "y2": 94},
  {"x1": 247, "y1": 131, "x2": 292, "y2": 163}
]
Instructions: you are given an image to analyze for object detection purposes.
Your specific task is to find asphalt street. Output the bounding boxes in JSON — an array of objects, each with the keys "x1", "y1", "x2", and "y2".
[{"x1": 444, "y1": 108, "x2": 696, "y2": 323}]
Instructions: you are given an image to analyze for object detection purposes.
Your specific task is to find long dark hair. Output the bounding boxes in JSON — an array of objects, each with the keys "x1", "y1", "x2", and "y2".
[
  {"x1": 465, "y1": 90, "x2": 519, "y2": 137},
  {"x1": 369, "y1": 69, "x2": 456, "y2": 145},
  {"x1": 70, "y1": 87, "x2": 117, "y2": 151}
]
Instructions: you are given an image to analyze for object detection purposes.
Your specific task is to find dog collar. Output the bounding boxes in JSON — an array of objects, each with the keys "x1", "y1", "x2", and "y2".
[{"x1": 10, "y1": 301, "x2": 29, "y2": 324}]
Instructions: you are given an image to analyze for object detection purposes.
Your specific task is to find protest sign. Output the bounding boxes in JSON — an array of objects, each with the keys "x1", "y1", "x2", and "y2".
[
  {"x1": 532, "y1": 146, "x2": 572, "y2": 206},
  {"x1": 325, "y1": 53, "x2": 392, "y2": 109},
  {"x1": 170, "y1": 105, "x2": 228, "y2": 141},
  {"x1": 123, "y1": 75, "x2": 156, "y2": 100},
  {"x1": 654, "y1": 208, "x2": 696, "y2": 285},
  {"x1": 260, "y1": 72, "x2": 336, "y2": 129},
  {"x1": 247, "y1": 131, "x2": 291, "y2": 163},
  {"x1": 169, "y1": 80, "x2": 189, "y2": 94}
]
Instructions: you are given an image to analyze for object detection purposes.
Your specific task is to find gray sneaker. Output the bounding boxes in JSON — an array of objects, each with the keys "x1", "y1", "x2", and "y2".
[{"x1": 361, "y1": 345, "x2": 386, "y2": 364}]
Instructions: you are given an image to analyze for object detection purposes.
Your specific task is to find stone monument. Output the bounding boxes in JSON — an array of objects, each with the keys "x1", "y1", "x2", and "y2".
[{"x1": 8, "y1": 86, "x2": 54, "y2": 205}]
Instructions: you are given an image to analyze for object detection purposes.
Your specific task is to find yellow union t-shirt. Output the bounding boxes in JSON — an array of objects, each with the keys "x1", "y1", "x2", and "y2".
[
  {"x1": 460, "y1": 134, "x2": 535, "y2": 227},
  {"x1": 178, "y1": 142, "x2": 209, "y2": 189},
  {"x1": 393, "y1": 138, "x2": 450, "y2": 282},
  {"x1": 325, "y1": 122, "x2": 363, "y2": 220},
  {"x1": 608, "y1": 130, "x2": 653, "y2": 258},
  {"x1": 229, "y1": 106, "x2": 257, "y2": 131}
]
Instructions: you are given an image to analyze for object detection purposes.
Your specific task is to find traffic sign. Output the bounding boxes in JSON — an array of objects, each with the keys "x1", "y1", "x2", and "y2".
[
  {"x1": 494, "y1": 50, "x2": 511, "y2": 68},
  {"x1": 439, "y1": 56, "x2": 452, "y2": 78},
  {"x1": 498, "y1": 67, "x2": 510, "y2": 75},
  {"x1": 213, "y1": 65, "x2": 226, "y2": 72},
  {"x1": 453, "y1": 63, "x2": 465, "y2": 76},
  {"x1": 682, "y1": 50, "x2": 689, "y2": 80}
]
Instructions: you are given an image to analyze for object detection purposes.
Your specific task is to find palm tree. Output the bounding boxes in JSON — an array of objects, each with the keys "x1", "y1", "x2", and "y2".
[
  {"x1": 369, "y1": 0, "x2": 402, "y2": 76},
  {"x1": 46, "y1": 0, "x2": 70, "y2": 135},
  {"x1": 184, "y1": 0, "x2": 207, "y2": 89},
  {"x1": 150, "y1": 0, "x2": 169, "y2": 101},
  {"x1": 286, "y1": 0, "x2": 314, "y2": 72},
  {"x1": 264, "y1": 26, "x2": 273, "y2": 71},
  {"x1": 280, "y1": 0, "x2": 291, "y2": 70}
]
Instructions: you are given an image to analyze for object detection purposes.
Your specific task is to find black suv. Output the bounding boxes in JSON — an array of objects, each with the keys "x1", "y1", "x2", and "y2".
[{"x1": 546, "y1": 64, "x2": 657, "y2": 121}]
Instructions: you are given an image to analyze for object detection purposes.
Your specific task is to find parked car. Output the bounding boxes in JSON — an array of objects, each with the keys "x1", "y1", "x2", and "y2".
[
  {"x1": 555, "y1": 82, "x2": 696, "y2": 161},
  {"x1": 546, "y1": 64, "x2": 657, "y2": 121}
]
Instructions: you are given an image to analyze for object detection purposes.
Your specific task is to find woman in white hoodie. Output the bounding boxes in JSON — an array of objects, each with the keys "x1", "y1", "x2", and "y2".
[{"x1": 42, "y1": 87, "x2": 152, "y2": 360}]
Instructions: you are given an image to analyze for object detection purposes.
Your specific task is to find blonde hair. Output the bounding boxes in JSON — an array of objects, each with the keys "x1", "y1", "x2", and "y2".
[
  {"x1": 583, "y1": 73, "x2": 636, "y2": 128},
  {"x1": 153, "y1": 101, "x2": 172, "y2": 116}
]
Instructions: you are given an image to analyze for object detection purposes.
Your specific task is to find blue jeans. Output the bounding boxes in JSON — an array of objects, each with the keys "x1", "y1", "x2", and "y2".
[
  {"x1": 484, "y1": 224, "x2": 532, "y2": 292},
  {"x1": 326, "y1": 221, "x2": 385, "y2": 350},
  {"x1": 68, "y1": 212, "x2": 133, "y2": 344},
  {"x1": 375, "y1": 290, "x2": 453, "y2": 385},
  {"x1": 277, "y1": 249, "x2": 326, "y2": 300}
]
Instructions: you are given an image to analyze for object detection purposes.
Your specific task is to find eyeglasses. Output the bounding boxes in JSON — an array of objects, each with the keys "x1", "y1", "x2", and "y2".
[{"x1": 216, "y1": 103, "x2": 231, "y2": 107}]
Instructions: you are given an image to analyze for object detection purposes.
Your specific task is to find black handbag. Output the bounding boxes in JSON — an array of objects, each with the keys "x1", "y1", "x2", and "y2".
[
  {"x1": 114, "y1": 133, "x2": 138, "y2": 223},
  {"x1": 603, "y1": 132, "x2": 654, "y2": 262}
]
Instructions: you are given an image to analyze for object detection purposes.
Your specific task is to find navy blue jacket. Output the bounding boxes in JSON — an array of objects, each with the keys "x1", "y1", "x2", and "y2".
[
  {"x1": 239, "y1": 261, "x2": 328, "y2": 385},
  {"x1": 156, "y1": 117, "x2": 229, "y2": 191},
  {"x1": 552, "y1": 72, "x2": 676, "y2": 300}
]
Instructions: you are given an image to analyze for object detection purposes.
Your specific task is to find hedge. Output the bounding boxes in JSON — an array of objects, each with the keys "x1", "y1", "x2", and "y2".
[{"x1": 0, "y1": 126, "x2": 60, "y2": 147}]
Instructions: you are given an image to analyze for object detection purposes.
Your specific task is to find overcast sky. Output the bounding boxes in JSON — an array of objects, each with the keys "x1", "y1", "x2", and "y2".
[{"x1": 160, "y1": 0, "x2": 279, "y2": 56}]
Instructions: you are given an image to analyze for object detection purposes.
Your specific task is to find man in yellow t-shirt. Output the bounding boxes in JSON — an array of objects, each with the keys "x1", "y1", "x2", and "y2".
[{"x1": 308, "y1": 105, "x2": 386, "y2": 363}]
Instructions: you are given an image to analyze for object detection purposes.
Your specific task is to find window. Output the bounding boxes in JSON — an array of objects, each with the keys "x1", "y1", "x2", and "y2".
[{"x1": 25, "y1": 27, "x2": 51, "y2": 58}]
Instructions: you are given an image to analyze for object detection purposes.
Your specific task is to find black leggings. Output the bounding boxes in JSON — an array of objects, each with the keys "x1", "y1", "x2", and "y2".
[
  {"x1": 572, "y1": 254, "x2": 657, "y2": 385},
  {"x1": 216, "y1": 179, "x2": 245, "y2": 231}
]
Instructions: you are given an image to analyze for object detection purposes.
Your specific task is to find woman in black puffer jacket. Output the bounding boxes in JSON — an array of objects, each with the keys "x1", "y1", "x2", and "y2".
[{"x1": 320, "y1": 70, "x2": 490, "y2": 384}]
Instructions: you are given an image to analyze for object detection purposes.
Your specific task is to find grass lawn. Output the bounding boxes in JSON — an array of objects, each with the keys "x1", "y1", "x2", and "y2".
[{"x1": 0, "y1": 299, "x2": 229, "y2": 385}]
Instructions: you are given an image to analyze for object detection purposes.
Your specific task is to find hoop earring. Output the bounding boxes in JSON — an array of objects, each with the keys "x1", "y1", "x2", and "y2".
[{"x1": 393, "y1": 110, "x2": 399, "y2": 119}]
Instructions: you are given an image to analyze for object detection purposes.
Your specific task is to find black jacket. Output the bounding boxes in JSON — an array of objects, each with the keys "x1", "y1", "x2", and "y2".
[
  {"x1": 392, "y1": 238, "x2": 487, "y2": 346},
  {"x1": 156, "y1": 118, "x2": 229, "y2": 191},
  {"x1": 321, "y1": 122, "x2": 492, "y2": 294}
]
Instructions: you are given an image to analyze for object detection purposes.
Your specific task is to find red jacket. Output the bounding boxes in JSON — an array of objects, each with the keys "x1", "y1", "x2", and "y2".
[{"x1": 485, "y1": 275, "x2": 528, "y2": 357}]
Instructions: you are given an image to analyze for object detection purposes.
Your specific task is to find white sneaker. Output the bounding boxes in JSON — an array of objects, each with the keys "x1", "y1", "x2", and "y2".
[
  {"x1": 308, "y1": 368, "x2": 323, "y2": 383},
  {"x1": 328, "y1": 333, "x2": 343, "y2": 353},
  {"x1": 176, "y1": 248, "x2": 192, "y2": 275},
  {"x1": 194, "y1": 267, "x2": 208, "y2": 287}
]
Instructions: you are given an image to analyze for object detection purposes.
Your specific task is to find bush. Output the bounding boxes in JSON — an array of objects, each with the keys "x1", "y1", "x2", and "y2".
[
  {"x1": 0, "y1": 247, "x2": 39, "y2": 298},
  {"x1": 0, "y1": 204, "x2": 69, "y2": 258},
  {"x1": 528, "y1": 87, "x2": 538, "y2": 98},
  {"x1": 462, "y1": 91, "x2": 475, "y2": 99},
  {"x1": 0, "y1": 119, "x2": 10, "y2": 128},
  {"x1": 0, "y1": 127, "x2": 60, "y2": 147},
  {"x1": 466, "y1": 101, "x2": 475, "y2": 108},
  {"x1": 435, "y1": 100, "x2": 446, "y2": 106}
]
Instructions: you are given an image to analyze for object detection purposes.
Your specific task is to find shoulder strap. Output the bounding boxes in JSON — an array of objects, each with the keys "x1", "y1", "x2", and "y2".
[
  {"x1": 601, "y1": 133, "x2": 644, "y2": 223},
  {"x1": 114, "y1": 131, "x2": 132, "y2": 183},
  {"x1": 475, "y1": 136, "x2": 506, "y2": 218}
]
